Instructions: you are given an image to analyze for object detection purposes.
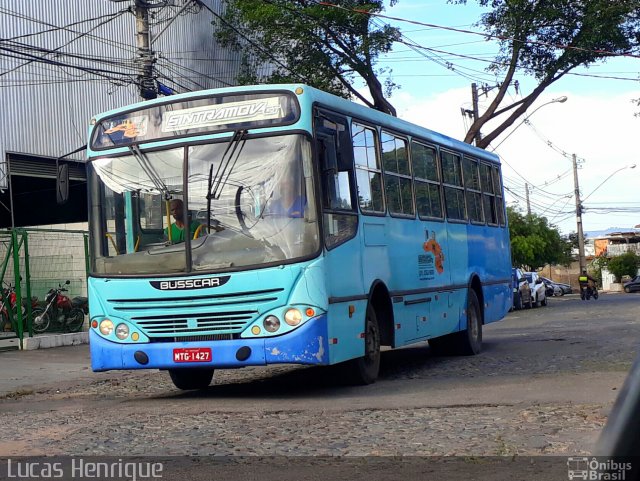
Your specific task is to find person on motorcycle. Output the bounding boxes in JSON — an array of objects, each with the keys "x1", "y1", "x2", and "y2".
[{"x1": 579, "y1": 269, "x2": 597, "y2": 298}]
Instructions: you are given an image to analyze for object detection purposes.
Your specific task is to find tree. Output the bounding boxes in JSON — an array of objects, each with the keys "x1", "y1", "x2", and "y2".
[
  {"x1": 454, "y1": 0, "x2": 640, "y2": 149},
  {"x1": 507, "y1": 206, "x2": 572, "y2": 269},
  {"x1": 215, "y1": 0, "x2": 401, "y2": 115},
  {"x1": 604, "y1": 251, "x2": 640, "y2": 283}
]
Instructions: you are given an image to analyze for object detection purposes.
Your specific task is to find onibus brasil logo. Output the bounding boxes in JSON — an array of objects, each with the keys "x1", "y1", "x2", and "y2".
[{"x1": 567, "y1": 457, "x2": 632, "y2": 481}]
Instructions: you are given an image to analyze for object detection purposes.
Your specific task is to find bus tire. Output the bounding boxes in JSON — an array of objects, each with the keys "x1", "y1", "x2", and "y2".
[
  {"x1": 343, "y1": 303, "x2": 381, "y2": 385},
  {"x1": 169, "y1": 368, "x2": 214, "y2": 390},
  {"x1": 456, "y1": 289, "x2": 483, "y2": 356}
]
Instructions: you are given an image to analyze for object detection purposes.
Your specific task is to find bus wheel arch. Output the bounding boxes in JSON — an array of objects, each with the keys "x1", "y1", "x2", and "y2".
[
  {"x1": 369, "y1": 280, "x2": 394, "y2": 348},
  {"x1": 468, "y1": 275, "x2": 485, "y2": 325},
  {"x1": 339, "y1": 280, "x2": 392, "y2": 385}
]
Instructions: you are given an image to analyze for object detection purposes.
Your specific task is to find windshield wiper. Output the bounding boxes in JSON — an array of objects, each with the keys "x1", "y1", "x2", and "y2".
[
  {"x1": 129, "y1": 144, "x2": 170, "y2": 198},
  {"x1": 206, "y1": 129, "x2": 247, "y2": 233}
]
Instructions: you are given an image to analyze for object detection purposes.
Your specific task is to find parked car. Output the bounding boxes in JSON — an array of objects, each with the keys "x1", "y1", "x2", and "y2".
[
  {"x1": 512, "y1": 268, "x2": 533, "y2": 310},
  {"x1": 539, "y1": 276, "x2": 572, "y2": 296},
  {"x1": 524, "y1": 272, "x2": 548, "y2": 307},
  {"x1": 623, "y1": 276, "x2": 640, "y2": 293},
  {"x1": 541, "y1": 278, "x2": 558, "y2": 297}
]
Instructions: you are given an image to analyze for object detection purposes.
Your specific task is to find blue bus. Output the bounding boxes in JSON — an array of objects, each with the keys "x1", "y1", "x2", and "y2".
[{"x1": 86, "y1": 84, "x2": 512, "y2": 389}]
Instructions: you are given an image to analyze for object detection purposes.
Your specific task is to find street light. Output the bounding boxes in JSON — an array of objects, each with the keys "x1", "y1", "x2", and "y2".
[
  {"x1": 491, "y1": 96, "x2": 568, "y2": 152},
  {"x1": 574, "y1": 162, "x2": 637, "y2": 272}
]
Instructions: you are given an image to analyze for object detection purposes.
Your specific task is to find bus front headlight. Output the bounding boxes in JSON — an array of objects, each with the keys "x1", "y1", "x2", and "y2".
[
  {"x1": 263, "y1": 315, "x2": 280, "y2": 333},
  {"x1": 99, "y1": 319, "x2": 114, "y2": 336},
  {"x1": 115, "y1": 323, "x2": 130, "y2": 340},
  {"x1": 284, "y1": 308, "x2": 302, "y2": 326}
]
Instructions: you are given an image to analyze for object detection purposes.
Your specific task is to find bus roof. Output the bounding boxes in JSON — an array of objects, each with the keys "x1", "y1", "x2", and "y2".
[{"x1": 91, "y1": 83, "x2": 500, "y2": 164}]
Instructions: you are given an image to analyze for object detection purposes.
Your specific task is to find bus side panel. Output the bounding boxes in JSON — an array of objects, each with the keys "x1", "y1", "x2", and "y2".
[
  {"x1": 326, "y1": 300, "x2": 368, "y2": 364},
  {"x1": 386, "y1": 217, "x2": 454, "y2": 345},
  {"x1": 445, "y1": 222, "x2": 470, "y2": 333},
  {"x1": 324, "y1": 237, "x2": 368, "y2": 365},
  {"x1": 465, "y1": 223, "x2": 512, "y2": 327},
  {"x1": 481, "y1": 283, "x2": 511, "y2": 324}
]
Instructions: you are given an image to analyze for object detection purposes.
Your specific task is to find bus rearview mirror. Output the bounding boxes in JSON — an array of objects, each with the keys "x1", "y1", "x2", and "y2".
[{"x1": 56, "y1": 162, "x2": 69, "y2": 205}]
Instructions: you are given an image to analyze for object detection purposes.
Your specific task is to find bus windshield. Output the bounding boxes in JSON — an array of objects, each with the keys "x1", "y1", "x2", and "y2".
[{"x1": 89, "y1": 134, "x2": 319, "y2": 275}]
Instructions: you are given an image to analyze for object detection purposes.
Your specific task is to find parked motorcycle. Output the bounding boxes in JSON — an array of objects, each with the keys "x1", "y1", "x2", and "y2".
[
  {"x1": 32, "y1": 281, "x2": 85, "y2": 333},
  {"x1": 0, "y1": 284, "x2": 36, "y2": 332},
  {"x1": 71, "y1": 295, "x2": 88, "y2": 315},
  {"x1": 0, "y1": 285, "x2": 15, "y2": 332}
]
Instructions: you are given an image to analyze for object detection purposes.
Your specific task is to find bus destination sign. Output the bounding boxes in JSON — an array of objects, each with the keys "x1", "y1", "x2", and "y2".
[
  {"x1": 91, "y1": 92, "x2": 299, "y2": 151},
  {"x1": 161, "y1": 97, "x2": 284, "y2": 132}
]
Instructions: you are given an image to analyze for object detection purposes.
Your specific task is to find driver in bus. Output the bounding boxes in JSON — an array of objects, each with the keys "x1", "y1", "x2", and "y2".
[{"x1": 165, "y1": 199, "x2": 203, "y2": 243}]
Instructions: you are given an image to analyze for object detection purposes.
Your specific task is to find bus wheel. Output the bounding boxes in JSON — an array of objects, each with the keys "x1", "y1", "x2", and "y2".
[
  {"x1": 343, "y1": 304, "x2": 381, "y2": 385},
  {"x1": 168, "y1": 368, "x2": 214, "y2": 390},
  {"x1": 456, "y1": 290, "x2": 483, "y2": 355}
]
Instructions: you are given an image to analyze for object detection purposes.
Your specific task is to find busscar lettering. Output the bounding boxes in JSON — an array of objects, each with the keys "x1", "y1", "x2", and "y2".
[
  {"x1": 160, "y1": 278, "x2": 220, "y2": 290},
  {"x1": 149, "y1": 276, "x2": 230, "y2": 291}
]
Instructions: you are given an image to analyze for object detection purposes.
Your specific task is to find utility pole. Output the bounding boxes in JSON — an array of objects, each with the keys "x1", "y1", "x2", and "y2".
[
  {"x1": 471, "y1": 83, "x2": 482, "y2": 146},
  {"x1": 525, "y1": 183, "x2": 531, "y2": 215},
  {"x1": 572, "y1": 153, "x2": 586, "y2": 272},
  {"x1": 135, "y1": 0, "x2": 156, "y2": 100}
]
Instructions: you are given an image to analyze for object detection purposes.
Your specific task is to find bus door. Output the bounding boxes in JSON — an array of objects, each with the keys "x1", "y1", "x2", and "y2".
[{"x1": 315, "y1": 110, "x2": 363, "y2": 362}]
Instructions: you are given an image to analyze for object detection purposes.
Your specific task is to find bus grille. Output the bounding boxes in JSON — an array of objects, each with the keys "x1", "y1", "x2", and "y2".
[
  {"x1": 149, "y1": 334, "x2": 234, "y2": 343},
  {"x1": 108, "y1": 288, "x2": 284, "y2": 338}
]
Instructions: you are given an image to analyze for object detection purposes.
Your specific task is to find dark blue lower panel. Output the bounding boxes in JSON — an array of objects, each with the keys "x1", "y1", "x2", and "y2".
[{"x1": 90, "y1": 314, "x2": 330, "y2": 372}]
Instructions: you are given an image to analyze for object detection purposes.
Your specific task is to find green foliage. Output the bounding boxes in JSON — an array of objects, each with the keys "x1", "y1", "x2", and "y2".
[
  {"x1": 507, "y1": 206, "x2": 572, "y2": 270},
  {"x1": 452, "y1": 0, "x2": 640, "y2": 148},
  {"x1": 216, "y1": 0, "x2": 400, "y2": 115},
  {"x1": 604, "y1": 251, "x2": 640, "y2": 283}
]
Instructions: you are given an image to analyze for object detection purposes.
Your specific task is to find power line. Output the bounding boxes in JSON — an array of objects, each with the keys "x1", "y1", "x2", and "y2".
[{"x1": 317, "y1": 1, "x2": 640, "y2": 61}]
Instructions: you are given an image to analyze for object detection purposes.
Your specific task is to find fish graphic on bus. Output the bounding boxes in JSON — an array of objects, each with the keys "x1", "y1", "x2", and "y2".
[
  {"x1": 423, "y1": 230, "x2": 445, "y2": 274},
  {"x1": 104, "y1": 116, "x2": 148, "y2": 139}
]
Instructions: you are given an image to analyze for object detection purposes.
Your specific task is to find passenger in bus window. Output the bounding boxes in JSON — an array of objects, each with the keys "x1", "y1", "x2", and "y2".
[
  {"x1": 270, "y1": 180, "x2": 307, "y2": 218},
  {"x1": 165, "y1": 199, "x2": 202, "y2": 243}
]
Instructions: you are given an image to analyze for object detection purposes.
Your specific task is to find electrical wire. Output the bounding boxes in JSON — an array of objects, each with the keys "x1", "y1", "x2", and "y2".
[{"x1": 316, "y1": 1, "x2": 640, "y2": 61}]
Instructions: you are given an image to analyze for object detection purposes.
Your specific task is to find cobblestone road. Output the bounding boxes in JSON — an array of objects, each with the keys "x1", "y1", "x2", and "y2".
[{"x1": 1, "y1": 293, "x2": 638, "y2": 457}]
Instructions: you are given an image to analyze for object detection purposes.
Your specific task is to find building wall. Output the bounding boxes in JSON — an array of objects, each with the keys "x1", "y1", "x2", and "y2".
[{"x1": 0, "y1": 0, "x2": 241, "y2": 190}]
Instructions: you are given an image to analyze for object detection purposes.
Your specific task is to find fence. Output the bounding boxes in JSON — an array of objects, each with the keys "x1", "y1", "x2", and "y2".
[
  {"x1": 606, "y1": 243, "x2": 640, "y2": 257},
  {"x1": 0, "y1": 228, "x2": 89, "y2": 349}
]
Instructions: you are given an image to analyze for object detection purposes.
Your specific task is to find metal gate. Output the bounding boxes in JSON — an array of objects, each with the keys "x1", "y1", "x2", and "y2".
[{"x1": 0, "y1": 228, "x2": 89, "y2": 350}]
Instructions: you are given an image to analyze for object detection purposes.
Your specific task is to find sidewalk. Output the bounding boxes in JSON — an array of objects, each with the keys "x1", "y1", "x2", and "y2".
[{"x1": 0, "y1": 344, "x2": 95, "y2": 397}]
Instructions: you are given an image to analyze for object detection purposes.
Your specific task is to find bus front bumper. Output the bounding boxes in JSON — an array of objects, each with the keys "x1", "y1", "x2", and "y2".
[{"x1": 90, "y1": 314, "x2": 329, "y2": 372}]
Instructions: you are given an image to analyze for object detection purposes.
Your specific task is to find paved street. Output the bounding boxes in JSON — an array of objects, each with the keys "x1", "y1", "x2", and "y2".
[{"x1": 1, "y1": 292, "x2": 638, "y2": 457}]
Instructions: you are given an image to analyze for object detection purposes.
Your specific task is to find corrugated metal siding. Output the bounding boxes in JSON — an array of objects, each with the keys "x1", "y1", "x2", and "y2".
[
  {"x1": 0, "y1": 0, "x2": 242, "y2": 188},
  {"x1": 8, "y1": 154, "x2": 86, "y2": 180}
]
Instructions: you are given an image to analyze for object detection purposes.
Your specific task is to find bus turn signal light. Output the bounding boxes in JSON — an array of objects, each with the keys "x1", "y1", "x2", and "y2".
[{"x1": 305, "y1": 308, "x2": 315, "y2": 317}]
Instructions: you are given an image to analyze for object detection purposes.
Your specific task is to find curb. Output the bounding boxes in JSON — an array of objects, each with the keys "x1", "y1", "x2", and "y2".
[{"x1": 20, "y1": 332, "x2": 89, "y2": 350}]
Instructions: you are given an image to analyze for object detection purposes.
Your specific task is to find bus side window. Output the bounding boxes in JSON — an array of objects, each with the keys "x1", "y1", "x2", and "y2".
[
  {"x1": 315, "y1": 112, "x2": 358, "y2": 249},
  {"x1": 317, "y1": 116, "x2": 355, "y2": 211}
]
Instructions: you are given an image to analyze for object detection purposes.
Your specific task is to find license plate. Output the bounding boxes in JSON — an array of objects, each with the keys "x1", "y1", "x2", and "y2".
[{"x1": 173, "y1": 348, "x2": 212, "y2": 363}]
